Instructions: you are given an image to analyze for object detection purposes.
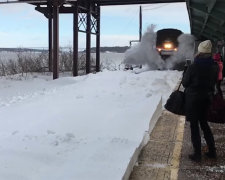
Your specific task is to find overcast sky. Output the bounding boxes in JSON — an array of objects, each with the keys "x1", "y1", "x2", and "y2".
[{"x1": 0, "y1": 2, "x2": 190, "y2": 48}]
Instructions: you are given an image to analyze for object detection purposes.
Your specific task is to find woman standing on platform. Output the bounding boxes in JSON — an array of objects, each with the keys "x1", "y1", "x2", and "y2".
[{"x1": 182, "y1": 40, "x2": 219, "y2": 162}]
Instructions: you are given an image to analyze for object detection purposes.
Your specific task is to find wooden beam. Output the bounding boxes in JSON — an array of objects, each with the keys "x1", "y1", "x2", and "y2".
[
  {"x1": 73, "y1": 2, "x2": 78, "y2": 76},
  {"x1": 53, "y1": 4, "x2": 59, "y2": 79},
  {"x1": 139, "y1": 6, "x2": 142, "y2": 41},
  {"x1": 86, "y1": 0, "x2": 91, "y2": 74},
  {"x1": 96, "y1": 5, "x2": 100, "y2": 72},
  {"x1": 48, "y1": 15, "x2": 53, "y2": 72},
  {"x1": 36, "y1": 6, "x2": 79, "y2": 14},
  {"x1": 95, "y1": 0, "x2": 185, "y2": 6},
  {"x1": 0, "y1": 0, "x2": 47, "y2": 4},
  {"x1": 35, "y1": 4, "x2": 98, "y2": 14}
]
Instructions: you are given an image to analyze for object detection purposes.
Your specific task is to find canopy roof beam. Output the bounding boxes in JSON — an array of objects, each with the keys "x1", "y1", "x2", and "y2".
[{"x1": 95, "y1": 0, "x2": 184, "y2": 6}]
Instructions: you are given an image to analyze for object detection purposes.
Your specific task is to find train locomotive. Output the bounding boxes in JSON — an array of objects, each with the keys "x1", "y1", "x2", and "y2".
[
  {"x1": 124, "y1": 28, "x2": 184, "y2": 71},
  {"x1": 156, "y1": 28, "x2": 183, "y2": 60}
]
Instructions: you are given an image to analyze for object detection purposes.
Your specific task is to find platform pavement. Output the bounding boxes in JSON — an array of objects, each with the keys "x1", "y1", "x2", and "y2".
[
  {"x1": 129, "y1": 83, "x2": 225, "y2": 180},
  {"x1": 129, "y1": 110, "x2": 185, "y2": 180},
  {"x1": 178, "y1": 83, "x2": 225, "y2": 180}
]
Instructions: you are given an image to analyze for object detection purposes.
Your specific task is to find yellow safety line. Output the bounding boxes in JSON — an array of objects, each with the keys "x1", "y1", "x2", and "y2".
[{"x1": 170, "y1": 116, "x2": 185, "y2": 180}]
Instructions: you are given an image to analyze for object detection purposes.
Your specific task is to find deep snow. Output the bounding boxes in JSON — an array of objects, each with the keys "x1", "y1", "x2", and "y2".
[{"x1": 0, "y1": 68, "x2": 181, "y2": 180}]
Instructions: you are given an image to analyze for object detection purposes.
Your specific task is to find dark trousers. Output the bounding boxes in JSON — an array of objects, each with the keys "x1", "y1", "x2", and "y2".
[
  {"x1": 216, "y1": 80, "x2": 223, "y2": 98},
  {"x1": 186, "y1": 96, "x2": 215, "y2": 155}
]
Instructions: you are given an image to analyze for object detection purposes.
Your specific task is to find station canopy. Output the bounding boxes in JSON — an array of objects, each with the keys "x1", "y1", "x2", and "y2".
[
  {"x1": 1, "y1": 0, "x2": 225, "y2": 41},
  {"x1": 187, "y1": 0, "x2": 225, "y2": 41}
]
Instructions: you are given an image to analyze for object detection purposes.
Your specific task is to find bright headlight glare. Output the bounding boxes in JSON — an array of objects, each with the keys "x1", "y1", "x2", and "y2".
[
  {"x1": 157, "y1": 48, "x2": 162, "y2": 52},
  {"x1": 164, "y1": 43, "x2": 172, "y2": 49}
]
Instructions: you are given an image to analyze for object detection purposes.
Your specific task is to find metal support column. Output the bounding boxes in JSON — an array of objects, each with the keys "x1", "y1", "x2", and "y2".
[
  {"x1": 96, "y1": 5, "x2": 100, "y2": 72},
  {"x1": 73, "y1": 2, "x2": 78, "y2": 76},
  {"x1": 86, "y1": 1, "x2": 91, "y2": 74},
  {"x1": 48, "y1": 16, "x2": 53, "y2": 72},
  {"x1": 139, "y1": 6, "x2": 142, "y2": 42},
  {"x1": 53, "y1": 4, "x2": 59, "y2": 79}
]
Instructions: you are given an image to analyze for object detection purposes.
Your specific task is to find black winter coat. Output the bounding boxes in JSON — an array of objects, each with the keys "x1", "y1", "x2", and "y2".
[
  {"x1": 182, "y1": 55, "x2": 219, "y2": 119},
  {"x1": 182, "y1": 56, "x2": 218, "y2": 97}
]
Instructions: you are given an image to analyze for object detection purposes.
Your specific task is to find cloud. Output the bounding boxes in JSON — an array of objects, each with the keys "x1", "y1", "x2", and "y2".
[
  {"x1": 102, "y1": 3, "x2": 188, "y2": 20},
  {"x1": 0, "y1": 31, "x2": 48, "y2": 47},
  {"x1": 102, "y1": 3, "x2": 190, "y2": 32},
  {"x1": 0, "y1": 4, "x2": 26, "y2": 14},
  {"x1": 0, "y1": 2, "x2": 190, "y2": 47},
  {"x1": 102, "y1": 5, "x2": 140, "y2": 18},
  {"x1": 0, "y1": 3, "x2": 44, "y2": 19}
]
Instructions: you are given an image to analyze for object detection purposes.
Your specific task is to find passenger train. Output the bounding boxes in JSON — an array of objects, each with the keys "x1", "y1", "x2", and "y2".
[
  {"x1": 156, "y1": 28, "x2": 183, "y2": 60},
  {"x1": 124, "y1": 28, "x2": 183, "y2": 70}
]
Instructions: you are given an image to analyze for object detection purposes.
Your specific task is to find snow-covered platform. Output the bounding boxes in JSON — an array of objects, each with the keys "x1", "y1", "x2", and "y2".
[{"x1": 0, "y1": 70, "x2": 181, "y2": 180}]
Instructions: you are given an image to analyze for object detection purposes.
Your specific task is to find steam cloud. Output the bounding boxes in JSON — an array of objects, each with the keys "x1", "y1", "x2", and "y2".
[
  {"x1": 165, "y1": 34, "x2": 195, "y2": 69},
  {"x1": 123, "y1": 25, "x2": 195, "y2": 70}
]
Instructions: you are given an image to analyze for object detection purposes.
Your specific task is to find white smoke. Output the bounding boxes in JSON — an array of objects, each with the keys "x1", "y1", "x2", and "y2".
[
  {"x1": 165, "y1": 34, "x2": 195, "y2": 69},
  {"x1": 123, "y1": 25, "x2": 165, "y2": 70},
  {"x1": 123, "y1": 25, "x2": 195, "y2": 71}
]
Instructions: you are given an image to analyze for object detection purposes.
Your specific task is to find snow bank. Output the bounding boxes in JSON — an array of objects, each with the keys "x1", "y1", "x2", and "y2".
[{"x1": 0, "y1": 70, "x2": 181, "y2": 180}]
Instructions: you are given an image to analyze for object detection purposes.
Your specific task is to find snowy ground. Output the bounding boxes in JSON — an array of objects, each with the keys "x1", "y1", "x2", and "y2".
[{"x1": 0, "y1": 53, "x2": 181, "y2": 180}]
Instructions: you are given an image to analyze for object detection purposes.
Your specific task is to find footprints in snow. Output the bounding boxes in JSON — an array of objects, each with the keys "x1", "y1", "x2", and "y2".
[{"x1": 10, "y1": 130, "x2": 85, "y2": 147}]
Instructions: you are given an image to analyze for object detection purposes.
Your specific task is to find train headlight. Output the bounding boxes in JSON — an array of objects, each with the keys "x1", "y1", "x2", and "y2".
[
  {"x1": 157, "y1": 48, "x2": 162, "y2": 52},
  {"x1": 164, "y1": 43, "x2": 173, "y2": 49}
]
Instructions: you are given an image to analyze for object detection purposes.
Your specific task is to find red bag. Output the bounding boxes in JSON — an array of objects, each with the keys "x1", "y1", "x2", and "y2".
[{"x1": 207, "y1": 94, "x2": 225, "y2": 123}]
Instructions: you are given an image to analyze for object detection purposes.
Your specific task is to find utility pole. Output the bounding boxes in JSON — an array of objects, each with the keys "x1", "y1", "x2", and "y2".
[
  {"x1": 139, "y1": 5, "x2": 142, "y2": 42},
  {"x1": 129, "y1": 5, "x2": 142, "y2": 46}
]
